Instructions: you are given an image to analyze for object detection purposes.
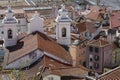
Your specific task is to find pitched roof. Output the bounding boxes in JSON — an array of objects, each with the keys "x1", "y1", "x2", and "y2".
[
  {"x1": 86, "y1": 22, "x2": 97, "y2": 33},
  {"x1": 42, "y1": 65, "x2": 88, "y2": 78},
  {"x1": 6, "y1": 31, "x2": 72, "y2": 64},
  {"x1": 23, "y1": 55, "x2": 88, "y2": 79},
  {"x1": 97, "y1": 66, "x2": 120, "y2": 80},
  {"x1": 88, "y1": 39, "x2": 110, "y2": 47},
  {"x1": 76, "y1": 22, "x2": 97, "y2": 33},
  {"x1": 110, "y1": 11, "x2": 120, "y2": 28},
  {"x1": 24, "y1": 55, "x2": 71, "y2": 79},
  {"x1": 76, "y1": 22, "x2": 86, "y2": 33},
  {"x1": 86, "y1": 6, "x2": 101, "y2": 21}
]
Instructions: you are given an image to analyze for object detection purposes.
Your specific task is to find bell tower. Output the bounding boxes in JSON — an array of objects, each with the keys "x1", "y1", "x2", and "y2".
[
  {"x1": 55, "y1": 4, "x2": 72, "y2": 46},
  {"x1": 2, "y1": 6, "x2": 18, "y2": 47}
]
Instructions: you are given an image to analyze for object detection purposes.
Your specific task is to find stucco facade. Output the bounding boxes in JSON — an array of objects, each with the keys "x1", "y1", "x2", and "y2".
[{"x1": 5, "y1": 49, "x2": 44, "y2": 69}]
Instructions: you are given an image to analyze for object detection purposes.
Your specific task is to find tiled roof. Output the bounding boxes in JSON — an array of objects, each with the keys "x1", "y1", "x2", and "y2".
[
  {"x1": 97, "y1": 66, "x2": 120, "y2": 80},
  {"x1": 86, "y1": 22, "x2": 97, "y2": 33},
  {"x1": 76, "y1": 22, "x2": 86, "y2": 33},
  {"x1": 88, "y1": 39, "x2": 110, "y2": 47},
  {"x1": 86, "y1": 6, "x2": 106, "y2": 21},
  {"x1": 110, "y1": 11, "x2": 120, "y2": 28},
  {"x1": 22, "y1": 50, "x2": 87, "y2": 79},
  {"x1": 76, "y1": 21, "x2": 97, "y2": 33},
  {"x1": 24, "y1": 55, "x2": 71, "y2": 79},
  {"x1": 7, "y1": 31, "x2": 72, "y2": 64},
  {"x1": 43, "y1": 65, "x2": 88, "y2": 79},
  {"x1": 86, "y1": 6, "x2": 101, "y2": 21},
  {"x1": 42, "y1": 64, "x2": 88, "y2": 78}
]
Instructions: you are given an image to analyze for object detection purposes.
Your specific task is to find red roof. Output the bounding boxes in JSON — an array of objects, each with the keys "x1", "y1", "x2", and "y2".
[
  {"x1": 86, "y1": 6, "x2": 101, "y2": 21},
  {"x1": 88, "y1": 39, "x2": 110, "y2": 47},
  {"x1": 6, "y1": 31, "x2": 72, "y2": 64},
  {"x1": 110, "y1": 11, "x2": 120, "y2": 28},
  {"x1": 98, "y1": 66, "x2": 120, "y2": 80}
]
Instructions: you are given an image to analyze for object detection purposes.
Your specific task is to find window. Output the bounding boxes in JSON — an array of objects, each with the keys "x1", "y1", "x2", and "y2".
[
  {"x1": 95, "y1": 47, "x2": 99, "y2": 53},
  {"x1": 89, "y1": 66, "x2": 93, "y2": 69},
  {"x1": 49, "y1": 77, "x2": 54, "y2": 80},
  {"x1": 1, "y1": 15, "x2": 3, "y2": 18},
  {"x1": 94, "y1": 55, "x2": 99, "y2": 61},
  {"x1": 62, "y1": 28, "x2": 66, "y2": 37},
  {"x1": 90, "y1": 58, "x2": 93, "y2": 62},
  {"x1": 8, "y1": 29, "x2": 12, "y2": 39},
  {"x1": 18, "y1": 20, "x2": 20, "y2": 24},
  {"x1": 89, "y1": 46, "x2": 93, "y2": 52},
  {"x1": 1, "y1": 31, "x2": 4, "y2": 34},
  {"x1": 94, "y1": 63, "x2": 99, "y2": 69}
]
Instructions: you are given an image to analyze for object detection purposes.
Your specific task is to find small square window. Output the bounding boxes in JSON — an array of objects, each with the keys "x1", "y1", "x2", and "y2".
[
  {"x1": 94, "y1": 63, "x2": 99, "y2": 69},
  {"x1": 1, "y1": 31, "x2": 4, "y2": 34},
  {"x1": 89, "y1": 66, "x2": 93, "y2": 69},
  {"x1": 90, "y1": 58, "x2": 92, "y2": 61},
  {"x1": 95, "y1": 47, "x2": 99, "y2": 53},
  {"x1": 94, "y1": 55, "x2": 99, "y2": 61},
  {"x1": 89, "y1": 46, "x2": 93, "y2": 52},
  {"x1": 1, "y1": 15, "x2": 4, "y2": 18}
]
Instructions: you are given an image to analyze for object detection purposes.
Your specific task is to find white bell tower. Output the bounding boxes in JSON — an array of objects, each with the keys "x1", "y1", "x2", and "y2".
[
  {"x1": 29, "y1": 11, "x2": 44, "y2": 34},
  {"x1": 55, "y1": 4, "x2": 72, "y2": 46},
  {"x1": 2, "y1": 6, "x2": 18, "y2": 47}
]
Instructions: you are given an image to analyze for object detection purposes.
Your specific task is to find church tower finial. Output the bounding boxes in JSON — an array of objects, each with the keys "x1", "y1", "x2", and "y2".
[{"x1": 6, "y1": 5, "x2": 13, "y2": 13}]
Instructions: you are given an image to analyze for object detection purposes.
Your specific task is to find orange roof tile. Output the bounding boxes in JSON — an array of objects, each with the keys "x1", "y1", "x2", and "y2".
[
  {"x1": 98, "y1": 66, "x2": 120, "y2": 80},
  {"x1": 110, "y1": 11, "x2": 120, "y2": 28},
  {"x1": 88, "y1": 39, "x2": 110, "y2": 47},
  {"x1": 86, "y1": 6, "x2": 101, "y2": 21},
  {"x1": 76, "y1": 22, "x2": 86, "y2": 33},
  {"x1": 7, "y1": 31, "x2": 72, "y2": 64}
]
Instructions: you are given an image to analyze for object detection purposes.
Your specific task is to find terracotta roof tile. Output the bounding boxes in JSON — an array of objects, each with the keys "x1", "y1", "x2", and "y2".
[
  {"x1": 24, "y1": 56, "x2": 71, "y2": 79},
  {"x1": 86, "y1": 6, "x2": 101, "y2": 21},
  {"x1": 88, "y1": 39, "x2": 110, "y2": 47},
  {"x1": 7, "y1": 31, "x2": 72, "y2": 64},
  {"x1": 110, "y1": 11, "x2": 120, "y2": 28},
  {"x1": 51, "y1": 66, "x2": 88, "y2": 77},
  {"x1": 98, "y1": 66, "x2": 120, "y2": 80},
  {"x1": 76, "y1": 22, "x2": 86, "y2": 33},
  {"x1": 75, "y1": 21, "x2": 97, "y2": 33},
  {"x1": 86, "y1": 22, "x2": 97, "y2": 33}
]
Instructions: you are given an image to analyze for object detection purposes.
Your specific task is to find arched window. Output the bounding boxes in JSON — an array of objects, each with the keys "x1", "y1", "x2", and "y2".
[
  {"x1": 62, "y1": 28, "x2": 66, "y2": 37},
  {"x1": 8, "y1": 29, "x2": 12, "y2": 39}
]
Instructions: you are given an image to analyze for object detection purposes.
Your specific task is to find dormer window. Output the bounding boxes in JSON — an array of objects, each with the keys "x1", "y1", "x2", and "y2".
[
  {"x1": 62, "y1": 28, "x2": 66, "y2": 37},
  {"x1": 8, "y1": 29, "x2": 12, "y2": 39}
]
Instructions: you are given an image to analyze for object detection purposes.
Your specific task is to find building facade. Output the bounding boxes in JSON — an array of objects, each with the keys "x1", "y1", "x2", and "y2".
[{"x1": 86, "y1": 39, "x2": 112, "y2": 74}]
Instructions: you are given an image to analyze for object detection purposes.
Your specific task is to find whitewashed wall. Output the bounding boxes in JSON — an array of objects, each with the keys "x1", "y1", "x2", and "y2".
[
  {"x1": 5, "y1": 49, "x2": 44, "y2": 69},
  {"x1": 17, "y1": 18, "x2": 27, "y2": 32}
]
